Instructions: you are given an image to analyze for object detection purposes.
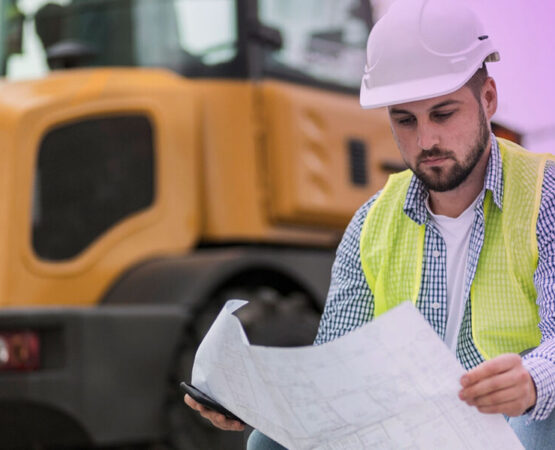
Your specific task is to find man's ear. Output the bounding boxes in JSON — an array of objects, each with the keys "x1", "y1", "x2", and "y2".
[{"x1": 481, "y1": 77, "x2": 498, "y2": 120}]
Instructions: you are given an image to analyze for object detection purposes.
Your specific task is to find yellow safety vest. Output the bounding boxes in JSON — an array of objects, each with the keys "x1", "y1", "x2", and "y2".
[{"x1": 360, "y1": 138, "x2": 554, "y2": 359}]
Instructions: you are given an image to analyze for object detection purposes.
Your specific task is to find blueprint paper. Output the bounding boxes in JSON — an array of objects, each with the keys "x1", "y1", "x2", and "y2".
[{"x1": 191, "y1": 300, "x2": 524, "y2": 449}]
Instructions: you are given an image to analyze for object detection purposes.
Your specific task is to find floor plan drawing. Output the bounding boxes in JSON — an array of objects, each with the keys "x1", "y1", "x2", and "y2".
[{"x1": 191, "y1": 300, "x2": 524, "y2": 449}]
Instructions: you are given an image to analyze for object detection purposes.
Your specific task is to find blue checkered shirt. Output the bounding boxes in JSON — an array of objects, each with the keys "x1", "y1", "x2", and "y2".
[{"x1": 315, "y1": 136, "x2": 555, "y2": 421}]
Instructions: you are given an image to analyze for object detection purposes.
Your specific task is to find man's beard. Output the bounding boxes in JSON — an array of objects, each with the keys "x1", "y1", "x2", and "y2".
[{"x1": 411, "y1": 107, "x2": 490, "y2": 192}]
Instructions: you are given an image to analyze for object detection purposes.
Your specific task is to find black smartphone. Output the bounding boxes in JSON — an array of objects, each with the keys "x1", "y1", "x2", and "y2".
[{"x1": 180, "y1": 382, "x2": 244, "y2": 423}]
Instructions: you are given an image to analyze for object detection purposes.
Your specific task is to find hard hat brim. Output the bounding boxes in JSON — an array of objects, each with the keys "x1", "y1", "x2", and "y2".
[{"x1": 360, "y1": 70, "x2": 479, "y2": 110}]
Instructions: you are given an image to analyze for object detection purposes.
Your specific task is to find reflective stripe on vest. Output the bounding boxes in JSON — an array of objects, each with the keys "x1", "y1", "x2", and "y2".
[{"x1": 360, "y1": 138, "x2": 554, "y2": 359}]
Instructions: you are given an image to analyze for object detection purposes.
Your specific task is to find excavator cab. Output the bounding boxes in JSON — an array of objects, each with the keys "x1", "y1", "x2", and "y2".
[{"x1": 2, "y1": 0, "x2": 372, "y2": 89}]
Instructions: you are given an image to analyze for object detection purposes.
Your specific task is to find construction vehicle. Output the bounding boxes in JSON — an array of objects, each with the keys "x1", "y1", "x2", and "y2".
[{"x1": 0, "y1": 0, "x2": 404, "y2": 448}]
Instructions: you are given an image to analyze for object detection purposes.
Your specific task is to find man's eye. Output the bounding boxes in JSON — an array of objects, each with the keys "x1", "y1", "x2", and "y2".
[
  {"x1": 433, "y1": 112, "x2": 453, "y2": 121},
  {"x1": 397, "y1": 117, "x2": 416, "y2": 126}
]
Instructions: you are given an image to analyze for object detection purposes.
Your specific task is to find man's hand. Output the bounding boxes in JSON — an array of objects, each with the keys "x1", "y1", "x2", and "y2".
[
  {"x1": 184, "y1": 394, "x2": 245, "y2": 431},
  {"x1": 458, "y1": 353, "x2": 536, "y2": 416}
]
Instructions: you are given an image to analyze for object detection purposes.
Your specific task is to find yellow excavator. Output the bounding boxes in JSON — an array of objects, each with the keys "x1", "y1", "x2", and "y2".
[{"x1": 0, "y1": 0, "x2": 408, "y2": 448}]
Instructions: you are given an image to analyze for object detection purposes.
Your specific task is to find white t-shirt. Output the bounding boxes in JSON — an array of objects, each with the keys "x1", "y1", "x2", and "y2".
[{"x1": 426, "y1": 193, "x2": 482, "y2": 353}]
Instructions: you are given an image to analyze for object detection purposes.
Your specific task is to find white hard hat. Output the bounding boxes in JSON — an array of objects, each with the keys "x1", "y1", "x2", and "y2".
[{"x1": 360, "y1": 0, "x2": 499, "y2": 109}]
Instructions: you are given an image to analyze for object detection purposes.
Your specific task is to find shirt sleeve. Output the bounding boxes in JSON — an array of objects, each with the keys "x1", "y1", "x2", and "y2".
[
  {"x1": 313, "y1": 193, "x2": 379, "y2": 345},
  {"x1": 523, "y1": 162, "x2": 555, "y2": 420}
]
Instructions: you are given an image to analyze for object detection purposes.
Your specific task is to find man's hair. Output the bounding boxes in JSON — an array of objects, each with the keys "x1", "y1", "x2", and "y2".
[{"x1": 465, "y1": 64, "x2": 489, "y2": 102}]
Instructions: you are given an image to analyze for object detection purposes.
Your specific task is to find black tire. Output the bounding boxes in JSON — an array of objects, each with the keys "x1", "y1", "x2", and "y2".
[{"x1": 163, "y1": 286, "x2": 320, "y2": 449}]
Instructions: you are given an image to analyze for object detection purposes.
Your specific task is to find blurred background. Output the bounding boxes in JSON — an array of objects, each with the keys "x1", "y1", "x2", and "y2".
[{"x1": 464, "y1": 0, "x2": 555, "y2": 155}]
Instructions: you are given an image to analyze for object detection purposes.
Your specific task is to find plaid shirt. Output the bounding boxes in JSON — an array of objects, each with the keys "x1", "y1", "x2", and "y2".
[{"x1": 315, "y1": 136, "x2": 555, "y2": 421}]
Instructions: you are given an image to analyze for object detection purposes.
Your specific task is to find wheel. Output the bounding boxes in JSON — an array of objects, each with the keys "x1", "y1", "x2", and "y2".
[{"x1": 162, "y1": 286, "x2": 321, "y2": 449}]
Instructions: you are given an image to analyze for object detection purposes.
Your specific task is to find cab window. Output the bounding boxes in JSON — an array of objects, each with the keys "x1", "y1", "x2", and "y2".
[
  {"x1": 258, "y1": 0, "x2": 372, "y2": 90},
  {"x1": 32, "y1": 115, "x2": 155, "y2": 261}
]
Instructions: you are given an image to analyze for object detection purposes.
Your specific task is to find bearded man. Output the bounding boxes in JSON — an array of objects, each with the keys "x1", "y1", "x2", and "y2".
[{"x1": 187, "y1": 1, "x2": 555, "y2": 448}]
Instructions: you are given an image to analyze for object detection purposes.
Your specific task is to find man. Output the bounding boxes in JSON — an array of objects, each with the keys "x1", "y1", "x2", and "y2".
[{"x1": 186, "y1": 1, "x2": 555, "y2": 448}]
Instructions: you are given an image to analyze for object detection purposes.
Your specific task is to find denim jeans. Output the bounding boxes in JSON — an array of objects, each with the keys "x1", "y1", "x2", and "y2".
[
  {"x1": 508, "y1": 410, "x2": 555, "y2": 450},
  {"x1": 248, "y1": 409, "x2": 555, "y2": 450},
  {"x1": 247, "y1": 430, "x2": 287, "y2": 450}
]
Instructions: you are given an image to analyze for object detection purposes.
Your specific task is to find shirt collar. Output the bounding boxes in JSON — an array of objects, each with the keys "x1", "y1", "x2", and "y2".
[{"x1": 403, "y1": 133, "x2": 504, "y2": 224}]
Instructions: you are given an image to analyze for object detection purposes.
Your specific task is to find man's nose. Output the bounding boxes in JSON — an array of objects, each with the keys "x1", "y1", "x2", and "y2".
[{"x1": 416, "y1": 124, "x2": 440, "y2": 150}]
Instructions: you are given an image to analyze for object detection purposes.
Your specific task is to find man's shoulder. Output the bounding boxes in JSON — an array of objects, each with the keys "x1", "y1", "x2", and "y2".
[
  {"x1": 353, "y1": 191, "x2": 381, "y2": 223},
  {"x1": 339, "y1": 191, "x2": 383, "y2": 246},
  {"x1": 499, "y1": 140, "x2": 555, "y2": 197}
]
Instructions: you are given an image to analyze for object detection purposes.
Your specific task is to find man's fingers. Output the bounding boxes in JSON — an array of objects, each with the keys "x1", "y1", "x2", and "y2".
[
  {"x1": 459, "y1": 367, "x2": 525, "y2": 401},
  {"x1": 474, "y1": 398, "x2": 530, "y2": 417},
  {"x1": 184, "y1": 394, "x2": 245, "y2": 431},
  {"x1": 460, "y1": 383, "x2": 534, "y2": 416},
  {"x1": 184, "y1": 394, "x2": 201, "y2": 410},
  {"x1": 200, "y1": 408, "x2": 245, "y2": 431},
  {"x1": 458, "y1": 353, "x2": 537, "y2": 416},
  {"x1": 460, "y1": 353, "x2": 521, "y2": 387},
  {"x1": 467, "y1": 385, "x2": 522, "y2": 407}
]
